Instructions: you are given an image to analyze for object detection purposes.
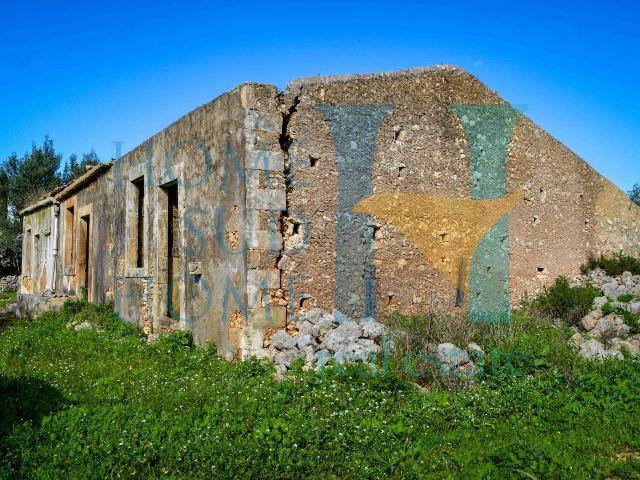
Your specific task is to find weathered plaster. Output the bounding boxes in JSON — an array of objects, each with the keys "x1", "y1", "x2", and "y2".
[{"x1": 17, "y1": 66, "x2": 640, "y2": 358}]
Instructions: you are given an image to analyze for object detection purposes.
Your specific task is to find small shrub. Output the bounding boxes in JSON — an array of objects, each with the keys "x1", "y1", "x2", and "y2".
[
  {"x1": 154, "y1": 331, "x2": 193, "y2": 352},
  {"x1": 529, "y1": 276, "x2": 600, "y2": 326},
  {"x1": 602, "y1": 302, "x2": 615, "y2": 315},
  {"x1": 617, "y1": 293, "x2": 634, "y2": 303},
  {"x1": 580, "y1": 252, "x2": 640, "y2": 276}
]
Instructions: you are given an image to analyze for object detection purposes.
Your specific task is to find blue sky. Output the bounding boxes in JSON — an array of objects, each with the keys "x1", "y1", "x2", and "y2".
[{"x1": 1, "y1": 0, "x2": 638, "y2": 191}]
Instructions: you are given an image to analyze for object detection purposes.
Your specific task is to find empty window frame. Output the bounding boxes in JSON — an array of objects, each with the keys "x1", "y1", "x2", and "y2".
[{"x1": 129, "y1": 176, "x2": 145, "y2": 268}]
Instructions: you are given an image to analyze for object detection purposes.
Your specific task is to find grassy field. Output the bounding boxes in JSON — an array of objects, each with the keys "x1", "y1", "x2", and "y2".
[
  {"x1": 0, "y1": 291, "x2": 16, "y2": 310},
  {"x1": 1, "y1": 296, "x2": 640, "y2": 479}
]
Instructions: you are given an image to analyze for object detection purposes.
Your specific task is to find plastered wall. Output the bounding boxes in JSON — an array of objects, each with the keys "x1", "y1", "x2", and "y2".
[{"x1": 20, "y1": 66, "x2": 640, "y2": 357}]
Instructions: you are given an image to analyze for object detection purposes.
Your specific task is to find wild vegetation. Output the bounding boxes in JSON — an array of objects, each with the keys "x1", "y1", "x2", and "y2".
[
  {"x1": 581, "y1": 252, "x2": 640, "y2": 277},
  {"x1": 0, "y1": 137, "x2": 99, "y2": 274},
  {"x1": 629, "y1": 183, "x2": 640, "y2": 206},
  {"x1": 2, "y1": 262, "x2": 640, "y2": 479}
]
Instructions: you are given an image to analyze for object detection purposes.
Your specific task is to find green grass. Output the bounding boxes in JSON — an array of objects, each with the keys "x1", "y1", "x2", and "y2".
[
  {"x1": 0, "y1": 291, "x2": 16, "y2": 310},
  {"x1": 617, "y1": 293, "x2": 635, "y2": 303},
  {"x1": 581, "y1": 253, "x2": 640, "y2": 276},
  {"x1": 1, "y1": 300, "x2": 640, "y2": 479}
]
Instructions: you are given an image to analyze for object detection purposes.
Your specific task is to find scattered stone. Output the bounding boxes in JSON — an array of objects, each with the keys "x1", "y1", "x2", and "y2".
[
  {"x1": 315, "y1": 349, "x2": 332, "y2": 369},
  {"x1": 303, "y1": 308, "x2": 325, "y2": 325},
  {"x1": 436, "y1": 343, "x2": 470, "y2": 367},
  {"x1": 270, "y1": 330, "x2": 298, "y2": 351},
  {"x1": 602, "y1": 350, "x2": 624, "y2": 360},
  {"x1": 315, "y1": 317, "x2": 336, "y2": 337},
  {"x1": 360, "y1": 318, "x2": 385, "y2": 339},
  {"x1": 579, "y1": 339, "x2": 605, "y2": 360},
  {"x1": 297, "y1": 333, "x2": 314, "y2": 349},
  {"x1": 610, "y1": 338, "x2": 640, "y2": 357},
  {"x1": 625, "y1": 302, "x2": 640, "y2": 314},
  {"x1": 601, "y1": 281, "x2": 618, "y2": 298},
  {"x1": 569, "y1": 332, "x2": 585, "y2": 347},
  {"x1": 593, "y1": 296, "x2": 608, "y2": 308},
  {"x1": 590, "y1": 314, "x2": 630, "y2": 339},
  {"x1": 467, "y1": 342, "x2": 485, "y2": 356},
  {"x1": 322, "y1": 322, "x2": 362, "y2": 352},
  {"x1": 456, "y1": 361, "x2": 478, "y2": 378},
  {"x1": 268, "y1": 310, "x2": 385, "y2": 373},
  {"x1": 581, "y1": 308, "x2": 602, "y2": 330}
]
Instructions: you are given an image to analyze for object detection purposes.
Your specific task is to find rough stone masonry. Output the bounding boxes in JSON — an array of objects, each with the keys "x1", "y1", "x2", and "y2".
[{"x1": 18, "y1": 66, "x2": 640, "y2": 360}]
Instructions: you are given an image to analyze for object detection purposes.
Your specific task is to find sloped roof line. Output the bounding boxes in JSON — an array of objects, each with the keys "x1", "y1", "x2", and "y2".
[{"x1": 19, "y1": 162, "x2": 113, "y2": 216}]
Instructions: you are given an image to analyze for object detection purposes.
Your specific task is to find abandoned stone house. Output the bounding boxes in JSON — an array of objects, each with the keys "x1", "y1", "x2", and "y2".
[{"x1": 18, "y1": 65, "x2": 640, "y2": 359}]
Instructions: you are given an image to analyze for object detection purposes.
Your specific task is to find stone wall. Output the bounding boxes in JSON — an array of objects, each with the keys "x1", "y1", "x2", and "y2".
[
  {"x1": 19, "y1": 66, "x2": 640, "y2": 358},
  {"x1": 280, "y1": 66, "x2": 640, "y2": 325},
  {"x1": 0, "y1": 275, "x2": 18, "y2": 293}
]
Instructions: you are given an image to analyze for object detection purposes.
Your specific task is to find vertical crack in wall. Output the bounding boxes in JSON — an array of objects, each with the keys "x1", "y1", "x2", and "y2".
[{"x1": 276, "y1": 93, "x2": 300, "y2": 326}]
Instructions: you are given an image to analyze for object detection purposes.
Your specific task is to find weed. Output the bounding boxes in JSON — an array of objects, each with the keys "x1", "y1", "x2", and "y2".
[
  {"x1": 581, "y1": 252, "x2": 640, "y2": 276},
  {"x1": 529, "y1": 276, "x2": 600, "y2": 326}
]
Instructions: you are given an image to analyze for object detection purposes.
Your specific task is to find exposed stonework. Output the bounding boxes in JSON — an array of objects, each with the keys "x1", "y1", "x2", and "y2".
[{"x1": 17, "y1": 66, "x2": 640, "y2": 361}]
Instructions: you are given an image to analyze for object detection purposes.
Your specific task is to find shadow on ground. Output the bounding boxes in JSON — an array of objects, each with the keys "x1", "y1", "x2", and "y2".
[{"x1": 0, "y1": 374, "x2": 67, "y2": 437}]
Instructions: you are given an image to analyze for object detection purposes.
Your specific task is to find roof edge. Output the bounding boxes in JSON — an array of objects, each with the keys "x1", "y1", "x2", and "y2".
[
  {"x1": 20, "y1": 162, "x2": 113, "y2": 216},
  {"x1": 19, "y1": 197, "x2": 56, "y2": 216},
  {"x1": 286, "y1": 64, "x2": 464, "y2": 91}
]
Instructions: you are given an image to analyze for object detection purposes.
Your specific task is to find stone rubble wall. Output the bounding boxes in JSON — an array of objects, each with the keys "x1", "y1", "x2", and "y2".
[
  {"x1": 0, "y1": 275, "x2": 19, "y2": 293},
  {"x1": 569, "y1": 268, "x2": 640, "y2": 360}
]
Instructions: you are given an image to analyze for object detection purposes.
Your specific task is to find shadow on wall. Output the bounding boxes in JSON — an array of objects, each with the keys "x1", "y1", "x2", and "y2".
[{"x1": 0, "y1": 374, "x2": 67, "y2": 437}]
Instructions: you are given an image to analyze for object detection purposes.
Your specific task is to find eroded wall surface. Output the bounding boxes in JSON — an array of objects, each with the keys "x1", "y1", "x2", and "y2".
[
  {"x1": 19, "y1": 66, "x2": 640, "y2": 356},
  {"x1": 21, "y1": 84, "x2": 286, "y2": 358},
  {"x1": 280, "y1": 66, "x2": 640, "y2": 324}
]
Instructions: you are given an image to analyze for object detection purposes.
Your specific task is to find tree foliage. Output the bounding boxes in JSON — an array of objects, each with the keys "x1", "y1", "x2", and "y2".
[
  {"x1": 61, "y1": 149, "x2": 100, "y2": 183},
  {"x1": 3, "y1": 136, "x2": 63, "y2": 218},
  {"x1": 0, "y1": 137, "x2": 100, "y2": 274},
  {"x1": 629, "y1": 183, "x2": 640, "y2": 206}
]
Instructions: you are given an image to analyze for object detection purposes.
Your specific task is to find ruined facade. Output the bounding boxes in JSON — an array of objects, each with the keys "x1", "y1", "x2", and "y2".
[{"x1": 19, "y1": 66, "x2": 640, "y2": 358}]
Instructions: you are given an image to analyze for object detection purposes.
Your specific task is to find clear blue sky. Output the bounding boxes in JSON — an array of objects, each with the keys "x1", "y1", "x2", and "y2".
[{"x1": 1, "y1": 0, "x2": 638, "y2": 191}]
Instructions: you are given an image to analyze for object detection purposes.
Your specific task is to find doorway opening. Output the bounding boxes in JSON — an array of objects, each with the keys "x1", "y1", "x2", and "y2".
[{"x1": 78, "y1": 214, "x2": 91, "y2": 299}]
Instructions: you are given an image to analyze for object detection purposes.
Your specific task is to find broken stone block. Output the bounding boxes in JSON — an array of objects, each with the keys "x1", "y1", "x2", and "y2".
[
  {"x1": 436, "y1": 343, "x2": 469, "y2": 367},
  {"x1": 580, "y1": 308, "x2": 603, "y2": 331},
  {"x1": 321, "y1": 322, "x2": 362, "y2": 352},
  {"x1": 270, "y1": 330, "x2": 298, "y2": 351},
  {"x1": 579, "y1": 339, "x2": 605, "y2": 360}
]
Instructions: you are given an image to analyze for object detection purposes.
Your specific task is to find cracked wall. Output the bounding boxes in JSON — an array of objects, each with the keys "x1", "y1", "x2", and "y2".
[
  {"x1": 19, "y1": 65, "x2": 640, "y2": 356},
  {"x1": 280, "y1": 66, "x2": 640, "y2": 325}
]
